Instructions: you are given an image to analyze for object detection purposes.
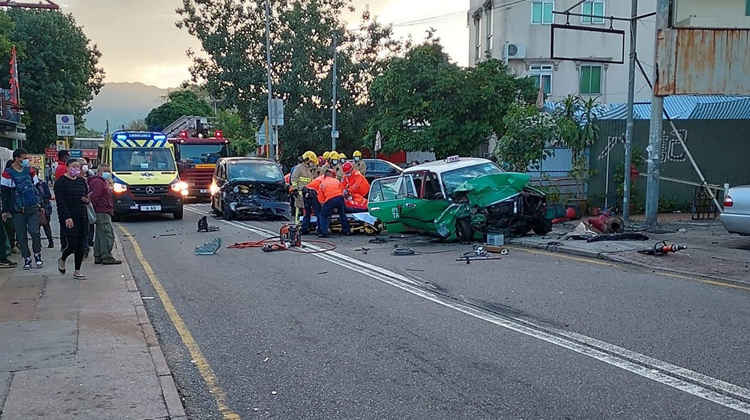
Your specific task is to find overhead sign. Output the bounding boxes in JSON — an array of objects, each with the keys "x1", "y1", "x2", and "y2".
[{"x1": 56, "y1": 114, "x2": 76, "y2": 137}]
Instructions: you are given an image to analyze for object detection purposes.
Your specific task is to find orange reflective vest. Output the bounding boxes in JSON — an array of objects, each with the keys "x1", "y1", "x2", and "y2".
[
  {"x1": 341, "y1": 170, "x2": 369, "y2": 198},
  {"x1": 318, "y1": 176, "x2": 344, "y2": 204}
]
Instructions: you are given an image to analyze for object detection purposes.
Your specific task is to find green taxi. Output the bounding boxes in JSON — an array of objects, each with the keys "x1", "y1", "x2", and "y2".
[{"x1": 367, "y1": 157, "x2": 552, "y2": 241}]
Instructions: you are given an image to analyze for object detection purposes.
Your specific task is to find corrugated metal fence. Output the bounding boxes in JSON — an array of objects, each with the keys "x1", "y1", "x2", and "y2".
[{"x1": 590, "y1": 119, "x2": 750, "y2": 209}]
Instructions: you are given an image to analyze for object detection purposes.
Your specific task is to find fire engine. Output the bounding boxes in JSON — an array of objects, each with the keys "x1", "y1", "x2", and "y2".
[{"x1": 163, "y1": 116, "x2": 231, "y2": 200}]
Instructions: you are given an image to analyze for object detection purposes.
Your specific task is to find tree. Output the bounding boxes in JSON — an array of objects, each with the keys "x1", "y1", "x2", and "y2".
[
  {"x1": 367, "y1": 42, "x2": 536, "y2": 158},
  {"x1": 77, "y1": 126, "x2": 103, "y2": 137},
  {"x1": 124, "y1": 119, "x2": 148, "y2": 131},
  {"x1": 555, "y1": 94, "x2": 601, "y2": 200},
  {"x1": 215, "y1": 109, "x2": 256, "y2": 156},
  {"x1": 176, "y1": 0, "x2": 404, "y2": 166},
  {"x1": 493, "y1": 102, "x2": 559, "y2": 172},
  {"x1": 4, "y1": 9, "x2": 104, "y2": 153},
  {"x1": 144, "y1": 89, "x2": 212, "y2": 131},
  {"x1": 0, "y1": 13, "x2": 14, "y2": 64}
]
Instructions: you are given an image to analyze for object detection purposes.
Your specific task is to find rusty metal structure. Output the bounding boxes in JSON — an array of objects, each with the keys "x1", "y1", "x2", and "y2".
[
  {"x1": 656, "y1": 29, "x2": 750, "y2": 95},
  {"x1": 0, "y1": 1, "x2": 59, "y2": 9}
]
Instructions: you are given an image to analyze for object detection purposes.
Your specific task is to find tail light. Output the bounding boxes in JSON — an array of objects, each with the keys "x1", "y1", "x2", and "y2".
[{"x1": 724, "y1": 195, "x2": 733, "y2": 208}]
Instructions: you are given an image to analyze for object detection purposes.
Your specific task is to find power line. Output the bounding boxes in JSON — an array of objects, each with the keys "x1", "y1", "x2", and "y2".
[{"x1": 391, "y1": 10, "x2": 467, "y2": 27}]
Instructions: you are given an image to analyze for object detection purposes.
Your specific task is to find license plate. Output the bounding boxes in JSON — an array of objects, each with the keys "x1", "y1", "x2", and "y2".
[
  {"x1": 140, "y1": 205, "x2": 162, "y2": 212},
  {"x1": 199, "y1": 189, "x2": 209, "y2": 194}
]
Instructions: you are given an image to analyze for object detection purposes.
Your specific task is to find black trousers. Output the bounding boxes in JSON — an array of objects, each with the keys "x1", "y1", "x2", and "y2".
[{"x1": 61, "y1": 236, "x2": 85, "y2": 271}]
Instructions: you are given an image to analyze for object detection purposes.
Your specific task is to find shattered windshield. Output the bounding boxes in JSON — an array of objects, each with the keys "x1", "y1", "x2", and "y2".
[
  {"x1": 227, "y1": 161, "x2": 283, "y2": 182},
  {"x1": 441, "y1": 163, "x2": 504, "y2": 196}
]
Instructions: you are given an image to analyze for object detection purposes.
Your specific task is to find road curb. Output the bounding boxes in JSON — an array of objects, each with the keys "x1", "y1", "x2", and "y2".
[
  {"x1": 114, "y1": 232, "x2": 187, "y2": 419},
  {"x1": 508, "y1": 239, "x2": 750, "y2": 288}
]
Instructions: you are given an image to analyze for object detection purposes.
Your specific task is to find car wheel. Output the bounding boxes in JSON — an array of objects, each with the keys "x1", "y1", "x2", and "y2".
[
  {"x1": 223, "y1": 202, "x2": 235, "y2": 221},
  {"x1": 532, "y1": 218, "x2": 553, "y2": 235},
  {"x1": 455, "y1": 218, "x2": 474, "y2": 243},
  {"x1": 173, "y1": 207, "x2": 184, "y2": 220}
]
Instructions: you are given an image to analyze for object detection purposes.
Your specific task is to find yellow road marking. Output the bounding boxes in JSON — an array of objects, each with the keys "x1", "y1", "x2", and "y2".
[
  {"x1": 505, "y1": 246, "x2": 618, "y2": 267},
  {"x1": 117, "y1": 224, "x2": 241, "y2": 420},
  {"x1": 508, "y1": 245, "x2": 750, "y2": 292}
]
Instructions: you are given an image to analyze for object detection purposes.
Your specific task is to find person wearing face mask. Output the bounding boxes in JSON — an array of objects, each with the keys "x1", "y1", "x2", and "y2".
[
  {"x1": 291, "y1": 151, "x2": 319, "y2": 235},
  {"x1": 34, "y1": 168, "x2": 55, "y2": 249},
  {"x1": 77, "y1": 158, "x2": 94, "y2": 258},
  {"x1": 328, "y1": 151, "x2": 343, "y2": 181},
  {"x1": 353, "y1": 150, "x2": 366, "y2": 175},
  {"x1": 88, "y1": 164, "x2": 120, "y2": 265},
  {"x1": 53, "y1": 158, "x2": 90, "y2": 279},
  {"x1": 1, "y1": 148, "x2": 44, "y2": 270}
]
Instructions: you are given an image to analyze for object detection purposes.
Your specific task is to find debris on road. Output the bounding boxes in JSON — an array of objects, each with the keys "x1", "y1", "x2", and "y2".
[
  {"x1": 197, "y1": 216, "x2": 220, "y2": 233},
  {"x1": 369, "y1": 238, "x2": 388, "y2": 244},
  {"x1": 588, "y1": 214, "x2": 625, "y2": 234},
  {"x1": 637, "y1": 241, "x2": 688, "y2": 257},
  {"x1": 195, "y1": 238, "x2": 222, "y2": 255},
  {"x1": 392, "y1": 245, "x2": 418, "y2": 256},
  {"x1": 228, "y1": 225, "x2": 336, "y2": 254},
  {"x1": 355, "y1": 247, "x2": 370, "y2": 255}
]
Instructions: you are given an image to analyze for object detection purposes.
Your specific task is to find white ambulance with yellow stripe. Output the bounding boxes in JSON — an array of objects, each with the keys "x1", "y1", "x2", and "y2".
[{"x1": 98, "y1": 131, "x2": 188, "y2": 221}]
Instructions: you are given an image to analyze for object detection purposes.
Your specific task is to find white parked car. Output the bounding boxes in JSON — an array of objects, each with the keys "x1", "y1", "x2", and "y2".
[{"x1": 720, "y1": 185, "x2": 750, "y2": 236}]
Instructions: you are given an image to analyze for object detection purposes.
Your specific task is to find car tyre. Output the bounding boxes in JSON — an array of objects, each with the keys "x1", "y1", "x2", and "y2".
[
  {"x1": 532, "y1": 218, "x2": 553, "y2": 235},
  {"x1": 455, "y1": 218, "x2": 474, "y2": 243},
  {"x1": 173, "y1": 207, "x2": 184, "y2": 220},
  {"x1": 223, "y1": 202, "x2": 235, "y2": 221}
]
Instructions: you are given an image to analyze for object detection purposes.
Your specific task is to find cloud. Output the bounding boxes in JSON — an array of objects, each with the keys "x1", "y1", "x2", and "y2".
[{"x1": 66, "y1": 0, "x2": 467, "y2": 88}]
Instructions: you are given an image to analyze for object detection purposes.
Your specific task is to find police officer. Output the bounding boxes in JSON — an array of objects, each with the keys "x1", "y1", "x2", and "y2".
[{"x1": 353, "y1": 150, "x2": 366, "y2": 175}]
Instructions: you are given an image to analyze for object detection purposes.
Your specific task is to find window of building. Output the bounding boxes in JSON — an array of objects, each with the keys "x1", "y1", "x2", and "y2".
[
  {"x1": 474, "y1": 15, "x2": 482, "y2": 61},
  {"x1": 580, "y1": 64, "x2": 602, "y2": 95},
  {"x1": 582, "y1": 0, "x2": 605, "y2": 24},
  {"x1": 529, "y1": 64, "x2": 553, "y2": 95},
  {"x1": 746, "y1": 0, "x2": 750, "y2": 16},
  {"x1": 485, "y1": 6, "x2": 493, "y2": 54},
  {"x1": 531, "y1": 1, "x2": 555, "y2": 25}
]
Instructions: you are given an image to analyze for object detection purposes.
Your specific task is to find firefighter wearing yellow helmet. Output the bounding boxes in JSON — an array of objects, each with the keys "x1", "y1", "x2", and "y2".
[
  {"x1": 322, "y1": 151, "x2": 330, "y2": 161},
  {"x1": 291, "y1": 151, "x2": 318, "y2": 221},
  {"x1": 353, "y1": 150, "x2": 366, "y2": 175},
  {"x1": 328, "y1": 151, "x2": 344, "y2": 180}
]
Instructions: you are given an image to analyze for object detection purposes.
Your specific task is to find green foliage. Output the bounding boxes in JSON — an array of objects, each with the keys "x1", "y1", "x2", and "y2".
[
  {"x1": 5, "y1": 9, "x2": 104, "y2": 153},
  {"x1": 368, "y1": 43, "x2": 536, "y2": 159},
  {"x1": 0, "y1": 13, "x2": 14, "y2": 63},
  {"x1": 215, "y1": 109, "x2": 257, "y2": 156},
  {"x1": 614, "y1": 148, "x2": 645, "y2": 212},
  {"x1": 77, "y1": 127, "x2": 103, "y2": 137},
  {"x1": 176, "y1": 0, "x2": 404, "y2": 166},
  {"x1": 554, "y1": 95, "x2": 602, "y2": 199},
  {"x1": 493, "y1": 102, "x2": 558, "y2": 172},
  {"x1": 145, "y1": 90, "x2": 212, "y2": 131},
  {"x1": 125, "y1": 119, "x2": 148, "y2": 131}
]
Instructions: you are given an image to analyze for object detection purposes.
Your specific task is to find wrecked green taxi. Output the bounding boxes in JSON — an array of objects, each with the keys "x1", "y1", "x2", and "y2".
[{"x1": 367, "y1": 157, "x2": 552, "y2": 241}]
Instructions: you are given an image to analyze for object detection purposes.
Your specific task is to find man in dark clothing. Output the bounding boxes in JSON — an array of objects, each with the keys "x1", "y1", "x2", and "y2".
[
  {"x1": 1, "y1": 148, "x2": 43, "y2": 270},
  {"x1": 88, "y1": 164, "x2": 120, "y2": 265},
  {"x1": 55, "y1": 150, "x2": 70, "y2": 181}
]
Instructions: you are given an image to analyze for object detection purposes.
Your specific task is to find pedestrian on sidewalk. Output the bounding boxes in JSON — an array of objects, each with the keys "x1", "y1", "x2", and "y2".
[
  {"x1": 54, "y1": 158, "x2": 90, "y2": 280},
  {"x1": 54, "y1": 150, "x2": 70, "y2": 181},
  {"x1": 0, "y1": 199, "x2": 16, "y2": 268},
  {"x1": 35, "y1": 171, "x2": 55, "y2": 248},
  {"x1": 3, "y1": 161, "x2": 17, "y2": 255},
  {"x1": 77, "y1": 158, "x2": 94, "y2": 258},
  {"x1": 1, "y1": 148, "x2": 44, "y2": 270},
  {"x1": 88, "y1": 164, "x2": 120, "y2": 265}
]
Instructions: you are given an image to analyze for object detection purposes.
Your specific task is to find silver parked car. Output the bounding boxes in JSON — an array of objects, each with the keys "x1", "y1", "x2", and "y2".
[{"x1": 720, "y1": 185, "x2": 750, "y2": 236}]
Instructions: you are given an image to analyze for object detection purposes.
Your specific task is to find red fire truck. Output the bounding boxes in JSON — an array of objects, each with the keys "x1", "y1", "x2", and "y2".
[{"x1": 164, "y1": 116, "x2": 231, "y2": 200}]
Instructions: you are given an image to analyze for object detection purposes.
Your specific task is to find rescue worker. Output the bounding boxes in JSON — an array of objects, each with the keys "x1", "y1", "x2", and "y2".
[
  {"x1": 353, "y1": 150, "x2": 366, "y2": 175},
  {"x1": 315, "y1": 169, "x2": 350, "y2": 238},
  {"x1": 339, "y1": 153, "x2": 348, "y2": 165},
  {"x1": 328, "y1": 151, "x2": 343, "y2": 180},
  {"x1": 341, "y1": 162, "x2": 370, "y2": 211},
  {"x1": 302, "y1": 171, "x2": 325, "y2": 236},
  {"x1": 290, "y1": 151, "x2": 317, "y2": 223}
]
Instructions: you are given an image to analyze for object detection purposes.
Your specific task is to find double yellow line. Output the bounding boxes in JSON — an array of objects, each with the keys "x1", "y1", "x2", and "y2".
[{"x1": 118, "y1": 224, "x2": 240, "y2": 420}]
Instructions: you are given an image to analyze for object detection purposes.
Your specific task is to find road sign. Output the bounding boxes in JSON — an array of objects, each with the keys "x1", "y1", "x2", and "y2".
[
  {"x1": 69, "y1": 149, "x2": 83, "y2": 158},
  {"x1": 256, "y1": 131, "x2": 277, "y2": 146},
  {"x1": 29, "y1": 154, "x2": 45, "y2": 180},
  {"x1": 270, "y1": 99, "x2": 284, "y2": 126},
  {"x1": 56, "y1": 140, "x2": 68, "y2": 150},
  {"x1": 331, "y1": 130, "x2": 339, "y2": 139},
  {"x1": 56, "y1": 114, "x2": 76, "y2": 137}
]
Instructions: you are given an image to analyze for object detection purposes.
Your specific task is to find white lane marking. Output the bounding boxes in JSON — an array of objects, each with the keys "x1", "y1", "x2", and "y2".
[{"x1": 184, "y1": 205, "x2": 750, "y2": 414}]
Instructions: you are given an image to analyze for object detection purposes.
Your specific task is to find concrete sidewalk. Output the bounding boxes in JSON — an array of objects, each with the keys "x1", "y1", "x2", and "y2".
[
  {"x1": 0, "y1": 240, "x2": 186, "y2": 419},
  {"x1": 508, "y1": 217, "x2": 750, "y2": 285}
]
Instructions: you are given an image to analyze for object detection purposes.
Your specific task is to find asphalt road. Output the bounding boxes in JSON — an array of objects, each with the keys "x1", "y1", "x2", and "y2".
[{"x1": 116, "y1": 202, "x2": 750, "y2": 420}]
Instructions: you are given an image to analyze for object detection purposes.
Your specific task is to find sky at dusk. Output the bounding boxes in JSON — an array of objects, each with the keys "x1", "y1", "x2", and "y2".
[{"x1": 60, "y1": 0, "x2": 469, "y2": 89}]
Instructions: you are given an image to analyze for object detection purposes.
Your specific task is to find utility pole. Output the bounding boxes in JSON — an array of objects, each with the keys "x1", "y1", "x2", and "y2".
[
  {"x1": 105, "y1": 119, "x2": 110, "y2": 135},
  {"x1": 331, "y1": 30, "x2": 338, "y2": 151},
  {"x1": 264, "y1": 0, "x2": 275, "y2": 161},
  {"x1": 644, "y1": 0, "x2": 670, "y2": 229},
  {"x1": 622, "y1": 0, "x2": 638, "y2": 221}
]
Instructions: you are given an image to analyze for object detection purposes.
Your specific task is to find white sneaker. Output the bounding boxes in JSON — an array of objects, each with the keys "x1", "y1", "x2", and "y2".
[{"x1": 34, "y1": 253, "x2": 43, "y2": 268}]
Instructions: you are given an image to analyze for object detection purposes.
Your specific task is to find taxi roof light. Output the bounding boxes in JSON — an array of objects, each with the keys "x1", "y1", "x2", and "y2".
[{"x1": 444, "y1": 155, "x2": 461, "y2": 163}]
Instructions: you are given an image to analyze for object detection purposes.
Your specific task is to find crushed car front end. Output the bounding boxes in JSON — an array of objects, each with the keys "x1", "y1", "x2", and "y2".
[{"x1": 224, "y1": 180, "x2": 291, "y2": 221}]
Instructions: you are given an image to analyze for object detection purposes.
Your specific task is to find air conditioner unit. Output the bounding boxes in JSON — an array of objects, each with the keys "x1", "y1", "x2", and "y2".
[{"x1": 505, "y1": 43, "x2": 526, "y2": 60}]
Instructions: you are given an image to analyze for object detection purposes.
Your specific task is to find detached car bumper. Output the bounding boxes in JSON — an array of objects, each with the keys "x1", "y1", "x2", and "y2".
[{"x1": 719, "y1": 212, "x2": 750, "y2": 236}]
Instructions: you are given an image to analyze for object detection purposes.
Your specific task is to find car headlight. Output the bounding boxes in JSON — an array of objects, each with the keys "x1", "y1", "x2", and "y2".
[
  {"x1": 113, "y1": 183, "x2": 128, "y2": 193},
  {"x1": 210, "y1": 183, "x2": 220, "y2": 195},
  {"x1": 170, "y1": 181, "x2": 189, "y2": 192}
]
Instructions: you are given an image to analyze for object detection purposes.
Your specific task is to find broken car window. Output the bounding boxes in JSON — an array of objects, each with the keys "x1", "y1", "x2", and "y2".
[
  {"x1": 227, "y1": 161, "x2": 284, "y2": 182},
  {"x1": 441, "y1": 163, "x2": 504, "y2": 196}
]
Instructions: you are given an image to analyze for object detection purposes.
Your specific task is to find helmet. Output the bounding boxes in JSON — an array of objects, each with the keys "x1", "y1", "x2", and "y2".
[
  {"x1": 342, "y1": 162, "x2": 353, "y2": 173},
  {"x1": 302, "y1": 151, "x2": 317, "y2": 163},
  {"x1": 318, "y1": 157, "x2": 326, "y2": 166},
  {"x1": 329, "y1": 151, "x2": 340, "y2": 161},
  {"x1": 339, "y1": 153, "x2": 347, "y2": 160},
  {"x1": 323, "y1": 151, "x2": 330, "y2": 160},
  {"x1": 353, "y1": 150, "x2": 362, "y2": 158}
]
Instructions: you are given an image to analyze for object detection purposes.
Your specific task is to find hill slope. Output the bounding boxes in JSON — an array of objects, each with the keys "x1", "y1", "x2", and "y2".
[{"x1": 84, "y1": 82, "x2": 171, "y2": 132}]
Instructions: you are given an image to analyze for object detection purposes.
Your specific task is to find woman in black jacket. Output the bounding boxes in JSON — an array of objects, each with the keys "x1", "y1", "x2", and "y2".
[{"x1": 53, "y1": 158, "x2": 90, "y2": 279}]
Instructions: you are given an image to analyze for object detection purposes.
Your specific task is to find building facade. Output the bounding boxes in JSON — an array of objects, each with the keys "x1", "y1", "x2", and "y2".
[{"x1": 468, "y1": 0, "x2": 657, "y2": 103}]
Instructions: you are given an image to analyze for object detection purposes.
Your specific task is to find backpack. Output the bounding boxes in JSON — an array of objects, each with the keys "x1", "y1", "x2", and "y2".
[{"x1": 8, "y1": 167, "x2": 40, "y2": 212}]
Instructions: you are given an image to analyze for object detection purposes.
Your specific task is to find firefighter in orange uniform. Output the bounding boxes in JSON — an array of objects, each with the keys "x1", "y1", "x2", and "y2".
[
  {"x1": 314, "y1": 169, "x2": 350, "y2": 238},
  {"x1": 341, "y1": 162, "x2": 369, "y2": 210}
]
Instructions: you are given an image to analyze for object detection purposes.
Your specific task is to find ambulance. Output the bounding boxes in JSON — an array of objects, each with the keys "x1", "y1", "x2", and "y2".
[{"x1": 98, "y1": 131, "x2": 188, "y2": 221}]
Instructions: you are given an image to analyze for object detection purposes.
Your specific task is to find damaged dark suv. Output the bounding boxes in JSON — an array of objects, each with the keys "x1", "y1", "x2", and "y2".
[{"x1": 210, "y1": 157, "x2": 291, "y2": 221}]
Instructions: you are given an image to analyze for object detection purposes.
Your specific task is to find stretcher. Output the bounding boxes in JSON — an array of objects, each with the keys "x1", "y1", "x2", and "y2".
[{"x1": 298, "y1": 211, "x2": 383, "y2": 235}]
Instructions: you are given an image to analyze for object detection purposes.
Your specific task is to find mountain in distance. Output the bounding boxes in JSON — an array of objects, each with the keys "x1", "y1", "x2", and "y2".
[{"x1": 84, "y1": 82, "x2": 172, "y2": 133}]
